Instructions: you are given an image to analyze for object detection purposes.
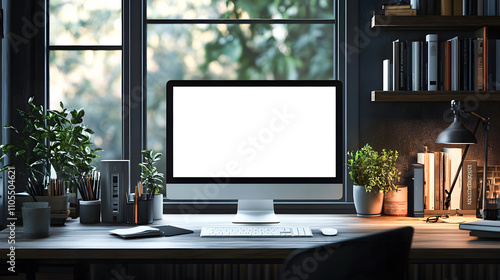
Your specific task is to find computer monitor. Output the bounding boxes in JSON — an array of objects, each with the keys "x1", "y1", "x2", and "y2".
[{"x1": 166, "y1": 80, "x2": 344, "y2": 223}]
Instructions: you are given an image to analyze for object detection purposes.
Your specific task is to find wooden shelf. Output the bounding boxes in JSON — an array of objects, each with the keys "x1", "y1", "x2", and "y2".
[
  {"x1": 371, "y1": 90, "x2": 500, "y2": 102},
  {"x1": 371, "y1": 15, "x2": 500, "y2": 29}
]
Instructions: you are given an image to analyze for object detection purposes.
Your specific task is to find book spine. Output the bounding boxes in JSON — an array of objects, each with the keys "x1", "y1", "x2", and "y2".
[
  {"x1": 421, "y1": 40, "x2": 427, "y2": 90},
  {"x1": 444, "y1": 40, "x2": 451, "y2": 91},
  {"x1": 483, "y1": 27, "x2": 489, "y2": 90},
  {"x1": 487, "y1": 39, "x2": 496, "y2": 90},
  {"x1": 478, "y1": 0, "x2": 484, "y2": 15},
  {"x1": 412, "y1": 164, "x2": 425, "y2": 217},
  {"x1": 441, "y1": 0, "x2": 453, "y2": 15},
  {"x1": 412, "y1": 41, "x2": 420, "y2": 91},
  {"x1": 400, "y1": 41, "x2": 407, "y2": 91},
  {"x1": 470, "y1": 0, "x2": 478, "y2": 14},
  {"x1": 383, "y1": 59, "x2": 392, "y2": 91},
  {"x1": 497, "y1": 0, "x2": 500, "y2": 15},
  {"x1": 439, "y1": 152, "x2": 445, "y2": 210},
  {"x1": 486, "y1": 0, "x2": 496, "y2": 14},
  {"x1": 453, "y1": 0, "x2": 464, "y2": 14},
  {"x1": 463, "y1": 0, "x2": 469, "y2": 14},
  {"x1": 434, "y1": 152, "x2": 441, "y2": 210},
  {"x1": 385, "y1": 9, "x2": 417, "y2": 15},
  {"x1": 468, "y1": 38, "x2": 474, "y2": 90},
  {"x1": 411, "y1": 0, "x2": 420, "y2": 9},
  {"x1": 393, "y1": 40, "x2": 400, "y2": 91},
  {"x1": 476, "y1": 38, "x2": 484, "y2": 91},
  {"x1": 451, "y1": 37, "x2": 459, "y2": 91},
  {"x1": 421, "y1": 0, "x2": 428, "y2": 14},
  {"x1": 427, "y1": 34, "x2": 438, "y2": 90},
  {"x1": 444, "y1": 148, "x2": 462, "y2": 210},
  {"x1": 462, "y1": 160, "x2": 477, "y2": 210},
  {"x1": 461, "y1": 39, "x2": 469, "y2": 91},
  {"x1": 429, "y1": 0, "x2": 440, "y2": 14}
]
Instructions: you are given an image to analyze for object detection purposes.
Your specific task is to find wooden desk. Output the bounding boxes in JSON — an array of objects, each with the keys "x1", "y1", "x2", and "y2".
[{"x1": 1, "y1": 214, "x2": 500, "y2": 279}]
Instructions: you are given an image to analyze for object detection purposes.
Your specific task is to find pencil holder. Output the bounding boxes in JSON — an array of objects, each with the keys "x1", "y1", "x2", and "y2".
[
  {"x1": 79, "y1": 200, "x2": 101, "y2": 224},
  {"x1": 137, "y1": 197, "x2": 153, "y2": 225}
]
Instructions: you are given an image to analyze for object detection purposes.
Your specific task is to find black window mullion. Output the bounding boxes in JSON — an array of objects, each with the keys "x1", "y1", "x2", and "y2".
[
  {"x1": 49, "y1": 45, "x2": 123, "y2": 51},
  {"x1": 146, "y1": 18, "x2": 335, "y2": 24}
]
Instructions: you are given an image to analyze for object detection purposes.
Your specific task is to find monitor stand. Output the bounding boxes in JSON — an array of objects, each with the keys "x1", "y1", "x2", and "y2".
[{"x1": 232, "y1": 199, "x2": 280, "y2": 224}]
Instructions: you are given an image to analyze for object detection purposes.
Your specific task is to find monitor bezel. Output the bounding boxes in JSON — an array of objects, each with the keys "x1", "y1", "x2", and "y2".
[{"x1": 166, "y1": 80, "x2": 344, "y2": 185}]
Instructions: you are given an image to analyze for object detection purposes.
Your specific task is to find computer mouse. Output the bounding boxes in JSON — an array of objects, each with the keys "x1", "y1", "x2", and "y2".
[{"x1": 320, "y1": 228, "x2": 338, "y2": 236}]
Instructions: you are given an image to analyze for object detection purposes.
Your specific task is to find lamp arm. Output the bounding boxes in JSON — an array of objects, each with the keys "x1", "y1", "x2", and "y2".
[{"x1": 444, "y1": 118, "x2": 481, "y2": 210}]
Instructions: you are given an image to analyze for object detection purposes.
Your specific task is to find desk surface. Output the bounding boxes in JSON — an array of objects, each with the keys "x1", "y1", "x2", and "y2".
[{"x1": 1, "y1": 214, "x2": 500, "y2": 262}]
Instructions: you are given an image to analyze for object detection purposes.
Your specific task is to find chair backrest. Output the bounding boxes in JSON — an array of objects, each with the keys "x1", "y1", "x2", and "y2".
[{"x1": 279, "y1": 226, "x2": 414, "y2": 280}]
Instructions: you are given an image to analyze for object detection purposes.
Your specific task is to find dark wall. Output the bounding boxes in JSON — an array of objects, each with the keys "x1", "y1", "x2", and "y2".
[{"x1": 356, "y1": 0, "x2": 500, "y2": 186}]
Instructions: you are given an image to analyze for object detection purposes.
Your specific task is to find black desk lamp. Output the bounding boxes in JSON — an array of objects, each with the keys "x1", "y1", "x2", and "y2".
[{"x1": 436, "y1": 100, "x2": 490, "y2": 219}]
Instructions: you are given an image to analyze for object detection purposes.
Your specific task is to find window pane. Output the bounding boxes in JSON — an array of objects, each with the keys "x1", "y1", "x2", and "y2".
[
  {"x1": 147, "y1": 0, "x2": 334, "y2": 19},
  {"x1": 49, "y1": 51, "x2": 122, "y2": 166},
  {"x1": 146, "y1": 23, "x2": 334, "y2": 178},
  {"x1": 50, "y1": 0, "x2": 122, "y2": 45}
]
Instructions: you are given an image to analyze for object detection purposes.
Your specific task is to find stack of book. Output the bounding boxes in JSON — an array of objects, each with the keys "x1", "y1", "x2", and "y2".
[
  {"x1": 374, "y1": 3, "x2": 418, "y2": 16},
  {"x1": 409, "y1": 0, "x2": 500, "y2": 15},
  {"x1": 383, "y1": 31, "x2": 500, "y2": 91},
  {"x1": 415, "y1": 148, "x2": 478, "y2": 211}
]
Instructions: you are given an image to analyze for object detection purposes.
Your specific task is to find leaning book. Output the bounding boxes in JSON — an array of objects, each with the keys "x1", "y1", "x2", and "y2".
[{"x1": 459, "y1": 220, "x2": 500, "y2": 233}]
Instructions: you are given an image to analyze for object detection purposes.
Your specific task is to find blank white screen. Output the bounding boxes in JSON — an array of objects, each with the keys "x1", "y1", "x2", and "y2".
[{"x1": 173, "y1": 86, "x2": 336, "y2": 178}]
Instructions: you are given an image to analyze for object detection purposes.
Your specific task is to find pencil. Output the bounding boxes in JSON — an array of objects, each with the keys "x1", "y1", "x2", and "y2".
[{"x1": 134, "y1": 185, "x2": 138, "y2": 224}]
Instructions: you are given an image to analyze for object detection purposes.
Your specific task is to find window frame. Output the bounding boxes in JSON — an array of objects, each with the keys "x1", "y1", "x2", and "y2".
[{"x1": 45, "y1": 0, "x2": 356, "y2": 214}]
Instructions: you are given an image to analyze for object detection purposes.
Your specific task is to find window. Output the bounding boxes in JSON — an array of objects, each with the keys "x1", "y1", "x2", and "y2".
[
  {"x1": 47, "y1": 0, "x2": 339, "y2": 202},
  {"x1": 48, "y1": 0, "x2": 123, "y2": 166},
  {"x1": 146, "y1": 0, "x2": 336, "y2": 190}
]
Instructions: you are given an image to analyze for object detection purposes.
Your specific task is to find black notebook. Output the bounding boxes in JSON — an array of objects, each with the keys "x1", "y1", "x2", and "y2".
[{"x1": 110, "y1": 225, "x2": 193, "y2": 239}]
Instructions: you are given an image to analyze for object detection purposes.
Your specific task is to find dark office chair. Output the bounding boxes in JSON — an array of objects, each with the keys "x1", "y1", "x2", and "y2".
[{"x1": 278, "y1": 226, "x2": 414, "y2": 280}]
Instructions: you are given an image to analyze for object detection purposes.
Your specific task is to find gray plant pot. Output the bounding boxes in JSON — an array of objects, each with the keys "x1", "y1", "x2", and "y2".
[
  {"x1": 353, "y1": 185, "x2": 384, "y2": 217},
  {"x1": 79, "y1": 200, "x2": 101, "y2": 224},
  {"x1": 22, "y1": 202, "x2": 51, "y2": 238}
]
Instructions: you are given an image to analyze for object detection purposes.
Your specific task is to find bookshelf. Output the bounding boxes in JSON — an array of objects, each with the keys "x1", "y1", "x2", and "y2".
[
  {"x1": 371, "y1": 15, "x2": 500, "y2": 29},
  {"x1": 371, "y1": 90, "x2": 500, "y2": 102},
  {"x1": 371, "y1": 15, "x2": 500, "y2": 103}
]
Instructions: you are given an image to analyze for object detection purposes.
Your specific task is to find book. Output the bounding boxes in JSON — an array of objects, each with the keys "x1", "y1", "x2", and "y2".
[
  {"x1": 441, "y1": 0, "x2": 453, "y2": 15},
  {"x1": 459, "y1": 220, "x2": 500, "y2": 232},
  {"x1": 453, "y1": 0, "x2": 464, "y2": 14},
  {"x1": 450, "y1": 36, "x2": 459, "y2": 91},
  {"x1": 412, "y1": 41, "x2": 420, "y2": 91},
  {"x1": 475, "y1": 38, "x2": 484, "y2": 91},
  {"x1": 385, "y1": 9, "x2": 418, "y2": 15},
  {"x1": 393, "y1": 39, "x2": 400, "y2": 91},
  {"x1": 444, "y1": 148, "x2": 462, "y2": 210},
  {"x1": 478, "y1": 0, "x2": 484, "y2": 15},
  {"x1": 418, "y1": 152, "x2": 435, "y2": 210},
  {"x1": 462, "y1": 0, "x2": 469, "y2": 15},
  {"x1": 444, "y1": 40, "x2": 452, "y2": 91},
  {"x1": 400, "y1": 41, "x2": 407, "y2": 90},
  {"x1": 469, "y1": 230, "x2": 500, "y2": 238},
  {"x1": 487, "y1": 39, "x2": 497, "y2": 90},
  {"x1": 110, "y1": 225, "x2": 194, "y2": 239},
  {"x1": 434, "y1": 152, "x2": 442, "y2": 210},
  {"x1": 383, "y1": 4, "x2": 412, "y2": 9},
  {"x1": 426, "y1": 34, "x2": 439, "y2": 90},
  {"x1": 428, "y1": 0, "x2": 440, "y2": 14},
  {"x1": 462, "y1": 160, "x2": 478, "y2": 210},
  {"x1": 486, "y1": 0, "x2": 496, "y2": 15},
  {"x1": 411, "y1": 0, "x2": 420, "y2": 10},
  {"x1": 411, "y1": 164, "x2": 425, "y2": 217},
  {"x1": 383, "y1": 59, "x2": 392, "y2": 91}
]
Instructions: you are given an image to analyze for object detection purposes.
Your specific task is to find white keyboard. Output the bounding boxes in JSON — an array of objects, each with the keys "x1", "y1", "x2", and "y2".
[{"x1": 200, "y1": 226, "x2": 313, "y2": 237}]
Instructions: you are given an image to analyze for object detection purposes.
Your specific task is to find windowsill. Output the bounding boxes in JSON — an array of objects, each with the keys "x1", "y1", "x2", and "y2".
[{"x1": 163, "y1": 200, "x2": 356, "y2": 214}]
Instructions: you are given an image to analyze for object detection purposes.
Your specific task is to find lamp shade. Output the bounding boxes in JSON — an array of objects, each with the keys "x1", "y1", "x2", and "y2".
[{"x1": 436, "y1": 120, "x2": 477, "y2": 144}]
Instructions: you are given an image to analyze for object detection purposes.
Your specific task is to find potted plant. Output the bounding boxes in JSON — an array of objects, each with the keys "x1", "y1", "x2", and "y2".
[
  {"x1": 139, "y1": 149, "x2": 164, "y2": 220},
  {"x1": 347, "y1": 144, "x2": 400, "y2": 217},
  {"x1": 1, "y1": 97, "x2": 101, "y2": 224}
]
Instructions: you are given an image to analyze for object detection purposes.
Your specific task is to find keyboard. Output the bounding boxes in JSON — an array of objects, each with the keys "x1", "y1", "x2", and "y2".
[{"x1": 200, "y1": 226, "x2": 313, "y2": 237}]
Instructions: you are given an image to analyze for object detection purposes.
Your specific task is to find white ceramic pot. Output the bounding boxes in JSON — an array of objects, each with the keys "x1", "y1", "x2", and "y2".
[
  {"x1": 353, "y1": 185, "x2": 384, "y2": 217},
  {"x1": 153, "y1": 193, "x2": 163, "y2": 220}
]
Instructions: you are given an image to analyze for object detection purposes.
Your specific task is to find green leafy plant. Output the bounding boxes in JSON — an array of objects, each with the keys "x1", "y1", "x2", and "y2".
[
  {"x1": 0, "y1": 97, "x2": 101, "y2": 196},
  {"x1": 347, "y1": 144, "x2": 400, "y2": 193},
  {"x1": 139, "y1": 149, "x2": 164, "y2": 196},
  {"x1": 0, "y1": 98, "x2": 50, "y2": 197}
]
